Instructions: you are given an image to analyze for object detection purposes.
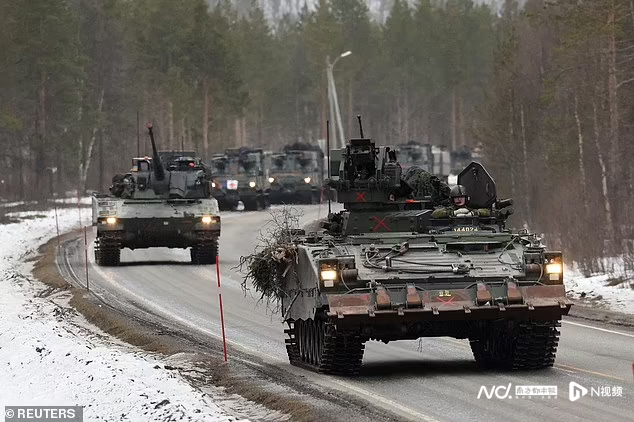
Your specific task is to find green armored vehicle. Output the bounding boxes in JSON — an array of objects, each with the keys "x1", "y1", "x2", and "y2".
[
  {"x1": 209, "y1": 154, "x2": 241, "y2": 211},
  {"x1": 268, "y1": 143, "x2": 324, "y2": 204},
  {"x1": 92, "y1": 124, "x2": 221, "y2": 266},
  {"x1": 255, "y1": 120, "x2": 571, "y2": 375},
  {"x1": 209, "y1": 148, "x2": 270, "y2": 211}
]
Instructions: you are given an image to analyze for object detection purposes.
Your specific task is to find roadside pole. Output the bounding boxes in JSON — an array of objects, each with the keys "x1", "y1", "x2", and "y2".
[
  {"x1": 216, "y1": 255, "x2": 228, "y2": 362},
  {"x1": 84, "y1": 226, "x2": 89, "y2": 292},
  {"x1": 54, "y1": 204, "x2": 60, "y2": 248}
]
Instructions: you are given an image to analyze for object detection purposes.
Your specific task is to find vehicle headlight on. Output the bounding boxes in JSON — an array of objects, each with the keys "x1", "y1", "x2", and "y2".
[
  {"x1": 545, "y1": 263, "x2": 562, "y2": 274},
  {"x1": 304, "y1": 177, "x2": 311, "y2": 184},
  {"x1": 268, "y1": 177, "x2": 275, "y2": 183},
  {"x1": 211, "y1": 182, "x2": 216, "y2": 188},
  {"x1": 319, "y1": 261, "x2": 339, "y2": 288},
  {"x1": 201, "y1": 215, "x2": 213, "y2": 224},
  {"x1": 543, "y1": 253, "x2": 563, "y2": 283},
  {"x1": 106, "y1": 217, "x2": 117, "y2": 225},
  {"x1": 249, "y1": 181, "x2": 256, "y2": 188}
]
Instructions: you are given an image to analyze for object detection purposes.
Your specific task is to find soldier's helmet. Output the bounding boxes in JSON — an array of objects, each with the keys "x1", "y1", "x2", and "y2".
[{"x1": 450, "y1": 184, "x2": 469, "y2": 206}]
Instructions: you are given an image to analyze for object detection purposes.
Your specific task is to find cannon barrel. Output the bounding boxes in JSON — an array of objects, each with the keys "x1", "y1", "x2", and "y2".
[{"x1": 146, "y1": 123, "x2": 165, "y2": 181}]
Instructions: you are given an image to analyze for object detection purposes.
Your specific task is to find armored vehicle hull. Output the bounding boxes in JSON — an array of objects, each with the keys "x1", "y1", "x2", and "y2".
[
  {"x1": 211, "y1": 181, "x2": 240, "y2": 211},
  {"x1": 269, "y1": 175, "x2": 320, "y2": 204},
  {"x1": 92, "y1": 196, "x2": 220, "y2": 265},
  {"x1": 252, "y1": 125, "x2": 572, "y2": 375},
  {"x1": 92, "y1": 124, "x2": 221, "y2": 266}
]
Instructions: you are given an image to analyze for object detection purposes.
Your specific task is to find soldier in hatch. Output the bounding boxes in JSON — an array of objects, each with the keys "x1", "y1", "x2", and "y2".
[{"x1": 431, "y1": 184, "x2": 490, "y2": 218}]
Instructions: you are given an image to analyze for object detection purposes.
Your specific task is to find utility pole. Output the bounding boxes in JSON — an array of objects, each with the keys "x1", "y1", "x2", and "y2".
[{"x1": 326, "y1": 51, "x2": 351, "y2": 149}]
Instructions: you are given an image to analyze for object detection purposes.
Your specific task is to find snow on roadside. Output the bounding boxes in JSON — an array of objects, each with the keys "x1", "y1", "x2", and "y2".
[
  {"x1": 565, "y1": 261, "x2": 634, "y2": 315},
  {"x1": 0, "y1": 209, "x2": 246, "y2": 421}
]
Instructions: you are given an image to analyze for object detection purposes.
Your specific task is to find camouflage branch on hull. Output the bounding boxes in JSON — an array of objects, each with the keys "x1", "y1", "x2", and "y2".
[{"x1": 401, "y1": 165, "x2": 451, "y2": 205}]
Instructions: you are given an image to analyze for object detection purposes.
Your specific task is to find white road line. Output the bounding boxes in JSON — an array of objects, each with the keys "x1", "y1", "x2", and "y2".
[
  {"x1": 562, "y1": 320, "x2": 634, "y2": 338},
  {"x1": 327, "y1": 378, "x2": 441, "y2": 422}
]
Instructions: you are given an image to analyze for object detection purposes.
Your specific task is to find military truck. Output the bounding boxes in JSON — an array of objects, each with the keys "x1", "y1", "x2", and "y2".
[
  {"x1": 209, "y1": 153, "x2": 240, "y2": 211},
  {"x1": 209, "y1": 148, "x2": 270, "y2": 211},
  {"x1": 92, "y1": 123, "x2": 221, "y2": 266},
  {"x1": 254, "y1": 121, "x2": 571, "y2": 375},
  {"x1": 268, "y1": 143, "x2": 324, "y2": 204},
  {"x1": 395, "y1": 141, "x2": 433, "y2": 172}
]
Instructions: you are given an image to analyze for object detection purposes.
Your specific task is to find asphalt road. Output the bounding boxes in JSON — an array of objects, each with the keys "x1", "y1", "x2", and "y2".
[{"x1": 62, "y1": 205, "x2": 634, "y2": 421}]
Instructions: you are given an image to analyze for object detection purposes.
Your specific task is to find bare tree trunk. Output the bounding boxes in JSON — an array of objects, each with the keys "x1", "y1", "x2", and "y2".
[
  {"x1": 520, "y1": 104, "x2": 531, "y2": 226},
  {"x1": 79, "y1": 88, "x2": 105, "y2": 193},
  {"x1": 241, "y1": 116, "x2": 247, "y2": 147},
  {"x1": 458, "y1": 92, "x2": 465, "y2": 147},
  {"x1": 202, "y1": 77, "x2": 209, "y2": 159},
  {"x1": 573, "y1": 94, "x2": 588, "y2": 215},
  {"x1": 607, "y1": 4, "x2": 619, "y2": 188},
  {"x1": 98, "y1": 127, "x2": 104, "y2": 192},
  {"x1": 404, "y1": 89, "x2": 409, "y2": 141},
  {"x1": 592, "y1": 99, "x2": 614, "y2": 243},
  {"x1": 36, "y1": 69, "x2": 47, "y2": 198},
  {"x1": 451, "y1": 87, "x2": 457, "y2": 151},
  {"x1": 235, "y1": 118, "x2": 241, "y2": 147},
  {"x1": 179, "y1": 117, "x2": 185, "y2": 150},
  {"x1": 168, "y1": 100, "x2": 174, "y2": 149}
]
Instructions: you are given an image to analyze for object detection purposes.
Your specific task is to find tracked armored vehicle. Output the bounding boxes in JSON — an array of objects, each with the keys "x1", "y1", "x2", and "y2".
[
  {"x1": 92, "y1": 124, "x2": 221, "y2": 266},
  {"x1": 268, "y1": 143, "x2": 324, "y2": 204},
  {"x1": 275, "y1": 122, "x2": 571, "y2": 375}
]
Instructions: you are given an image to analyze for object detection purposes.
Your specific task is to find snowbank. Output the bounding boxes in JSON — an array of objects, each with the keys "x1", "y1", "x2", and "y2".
[
  {"x1": 0, "y1": 209, "x2": 244, "y2": 421},
  {"x1": 565, "y1": 260, "x2": 634, "y2": 315}
]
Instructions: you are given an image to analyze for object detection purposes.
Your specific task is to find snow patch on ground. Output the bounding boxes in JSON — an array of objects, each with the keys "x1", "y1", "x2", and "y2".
[
  {"x1": 566, "y1": 259, "x2": 634, "y2": 315},
  {"x1": 0, "y1": 209, "x2": 246, "y2": 421}
]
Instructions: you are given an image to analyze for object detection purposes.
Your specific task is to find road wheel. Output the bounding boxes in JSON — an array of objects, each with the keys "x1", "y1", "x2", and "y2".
[{"x1": 470, "y1": 319, "x2": 560, "y2": 370}]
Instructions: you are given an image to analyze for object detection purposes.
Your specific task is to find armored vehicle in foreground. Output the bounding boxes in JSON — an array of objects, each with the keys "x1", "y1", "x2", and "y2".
[
  {"x1": 209, "y1": 148, "x2": 270, "y2": 211},
  {"x1": 257, "y1": 123, "x2": 571, "y2": 375},
  {"x1": 92, "y1": 124, "x2": 221, "y2": 266},
  {"x1": 268, "y1": 143, "x2": 324, "y2": 204}
]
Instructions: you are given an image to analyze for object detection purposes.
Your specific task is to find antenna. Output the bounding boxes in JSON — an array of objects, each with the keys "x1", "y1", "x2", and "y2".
[
  {"x1": 357, "y1": 115, "x2": 364, "y2": 138},
  {"x1": 326, "y1": 120, "x2": 331, "y2": 215}
]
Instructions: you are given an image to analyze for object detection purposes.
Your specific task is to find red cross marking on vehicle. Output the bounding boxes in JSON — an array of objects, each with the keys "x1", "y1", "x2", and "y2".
[
  {"x1": 355, "y1": 191, "x2": 367, "y2": 202},
  {"x1": 372, "y1": 216, "x2": 391, "y2": 232}
]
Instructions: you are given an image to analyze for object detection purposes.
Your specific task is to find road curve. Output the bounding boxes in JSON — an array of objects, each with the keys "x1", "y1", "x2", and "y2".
[{"x1": 61, "y1": 205, "x2": 634, "y2": 421}]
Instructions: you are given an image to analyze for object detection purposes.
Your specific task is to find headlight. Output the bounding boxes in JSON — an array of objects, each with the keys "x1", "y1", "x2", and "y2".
[
  {"x1": 211, "y1": 182, "x2": 216, "y2": 188},
  {"x1": 249, "y1": 181, "x2": 256, "y2": 188},
  {"x1": 321, "y1": 269, "x2": 337, "y2": 280},
  {"x1": 201, "y1": 216, "x2": 213, "y2": 224},
  {"x1": 545, "y1": 263, "x2": 562, "y2": 274},
  {"x1": 304, "y1": 177, "x2": 311, "y2": 184},
  {"x1": 106, "y1": 217, "x2": 117, "y2": 225},
  {"x1": 268, "y1": 177, "x2": 275, "y2": 183}
]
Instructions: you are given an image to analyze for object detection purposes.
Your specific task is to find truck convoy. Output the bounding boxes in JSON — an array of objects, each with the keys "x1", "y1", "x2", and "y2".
[
  {"x1": 91, "y1": 123, "x2": 221, "y2": 266},
  {"x1": 268, "y1": 143, "x2": 324, "y2": 204},
  {"x1": 251, "y1": 122, "x2": 571, "y2": 375}
]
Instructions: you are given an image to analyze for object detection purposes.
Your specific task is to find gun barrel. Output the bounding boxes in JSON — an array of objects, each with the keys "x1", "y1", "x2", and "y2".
[{"x1": 147, "y1": 123, "x2": 165, "y2": 181}]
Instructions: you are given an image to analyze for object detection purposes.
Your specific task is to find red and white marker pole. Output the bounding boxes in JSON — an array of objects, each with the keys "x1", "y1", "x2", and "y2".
[
  {"x1": 54, "y1": 204, "x2": 60, "y2": 248},
  {"x1": 84, "y1": 226, "x2": 89, "y2": 291},
  {"x1": 216, "y1": 255, "x2": 228, "y2": 362}
]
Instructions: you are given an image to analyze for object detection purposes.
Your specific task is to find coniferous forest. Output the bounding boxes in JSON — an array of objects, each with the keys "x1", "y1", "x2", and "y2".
[{"x1": 1, "y1": 0, "x2": 633, "y2": 268}]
